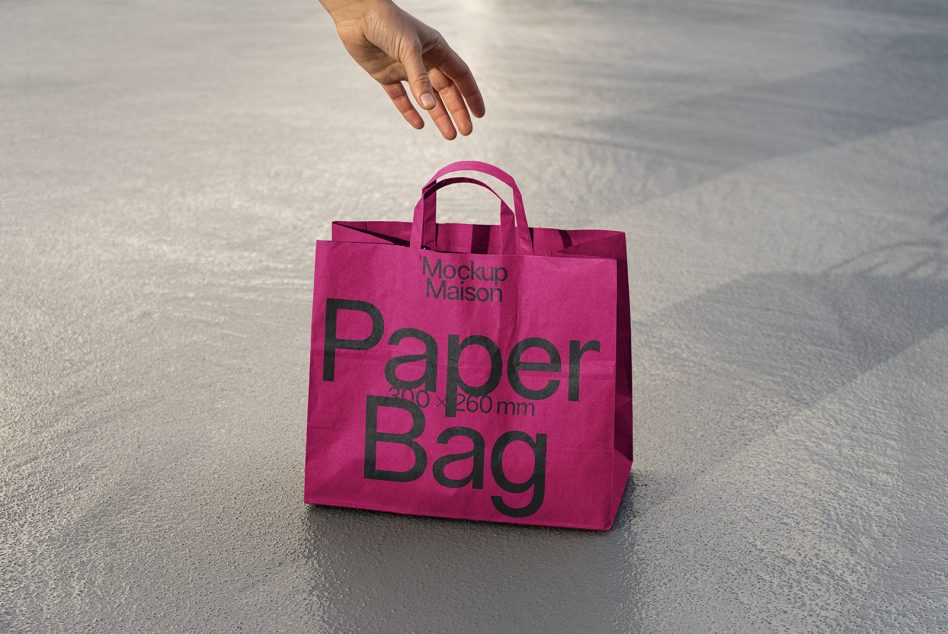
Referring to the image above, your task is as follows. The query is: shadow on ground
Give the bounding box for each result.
[298,260,948,630]
[634,268,948,508]
[561,33,948,207]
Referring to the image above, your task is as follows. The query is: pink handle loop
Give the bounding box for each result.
[410,176,517,254]
[410,161,533,255]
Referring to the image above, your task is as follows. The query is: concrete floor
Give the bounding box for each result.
[2,0,947,631]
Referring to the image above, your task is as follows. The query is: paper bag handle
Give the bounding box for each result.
[410,161,533,255]
[410,176,520,255]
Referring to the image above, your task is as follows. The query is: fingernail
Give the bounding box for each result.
[420,92,436,109]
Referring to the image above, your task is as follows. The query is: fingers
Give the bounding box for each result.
[438,47,485,118]
[429,68,472,136]
[382,82,424,129]
[400,38,437,111]
[383,77,470,139]
[382,80,456,139]
[426,90,458,140]
[387,28,480,139]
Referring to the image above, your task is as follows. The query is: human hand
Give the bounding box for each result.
[320,0,485,140]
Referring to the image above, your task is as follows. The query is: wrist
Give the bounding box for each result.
[320,0,392,25]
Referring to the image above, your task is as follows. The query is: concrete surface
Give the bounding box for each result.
[2,0,947,631]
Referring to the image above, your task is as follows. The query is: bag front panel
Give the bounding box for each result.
[305,241,618,529]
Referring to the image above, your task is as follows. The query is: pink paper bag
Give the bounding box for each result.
[305,161,632,530]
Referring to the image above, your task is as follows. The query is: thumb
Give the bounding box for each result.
[401,39,436,110]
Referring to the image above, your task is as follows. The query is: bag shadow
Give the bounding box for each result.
[299,485,638,633]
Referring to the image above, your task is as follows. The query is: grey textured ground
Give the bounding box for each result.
[2,0,947,631]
